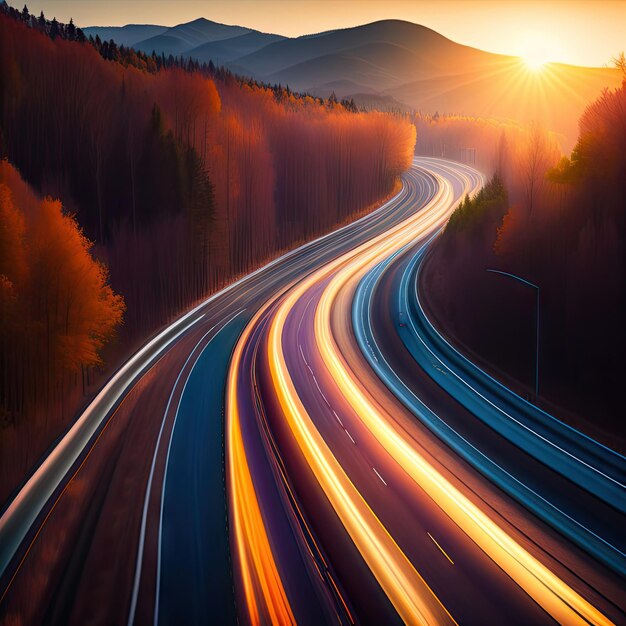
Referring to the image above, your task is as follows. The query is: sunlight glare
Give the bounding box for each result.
[523,50,548,71]
[517,30,561,72]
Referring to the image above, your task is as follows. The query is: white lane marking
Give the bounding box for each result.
[345,430,356,444]
[427,531,455,565]
[373,467,387,486]
[311,374,330,406]
[127,308,243,626]
[296,295,315,338]
[299,343,309,367]
[333,410,344,427]
[154,308,244,626]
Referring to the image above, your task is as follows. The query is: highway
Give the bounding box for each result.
[227,158,625,625]
[0,158,624,625]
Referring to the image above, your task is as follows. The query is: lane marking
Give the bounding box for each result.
[372,467,387,487]
[128,309,243,626]
[345,430,356,444]
[299,344,309,367]
[311,374,330,406]
[427,532,455,565]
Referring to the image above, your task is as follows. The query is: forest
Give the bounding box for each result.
[421,75,626,448]
[0,6,416,501]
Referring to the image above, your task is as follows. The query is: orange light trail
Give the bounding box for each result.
[268,283,457,626]
[264,170,460,624]
[226,312,296,626]
[227,160,613,625]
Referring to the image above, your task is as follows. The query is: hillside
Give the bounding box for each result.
[83,23,166,46]
[187,30,286,64]
[421,79,626,443]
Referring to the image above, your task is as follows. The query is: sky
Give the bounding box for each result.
[19,1,626,68]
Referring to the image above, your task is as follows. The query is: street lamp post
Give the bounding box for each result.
[486,269,540,400]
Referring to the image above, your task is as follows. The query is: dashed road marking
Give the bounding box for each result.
[427,531,454,565]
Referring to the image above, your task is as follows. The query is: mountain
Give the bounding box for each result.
[235,20,492,79]
[87,17,282,63]
[84,17,622,148]
[187,31,286,64]
[83,24,167,47]
[230,19,620,148]
[133,17,251,56]
[263,41,448,94]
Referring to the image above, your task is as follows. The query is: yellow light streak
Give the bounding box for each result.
[262,172,460,625]
[227,168,461,625]
[268,284,457,626]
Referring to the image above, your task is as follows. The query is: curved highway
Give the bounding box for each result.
[0,158,623,625]
[227,159,625,625]
[353,211,626,577]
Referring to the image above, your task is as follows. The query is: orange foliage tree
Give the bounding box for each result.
[0,160,124,426]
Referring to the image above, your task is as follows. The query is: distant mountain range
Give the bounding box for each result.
[84,18,622,148]
[84,18,285,63]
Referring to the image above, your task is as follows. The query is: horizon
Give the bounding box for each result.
[16,0,626,69]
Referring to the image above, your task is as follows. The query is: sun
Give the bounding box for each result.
[516,30,561,71]
[523,50,549,71]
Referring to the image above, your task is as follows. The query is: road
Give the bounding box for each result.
[227,158,625,625]
[0,158,623,625]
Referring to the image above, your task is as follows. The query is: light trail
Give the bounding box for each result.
[259,170,460,625]
[227,159,616,625]
[268,281,457,626]
[227,308,296,626]
[228,166,458,625]
[311,162,613,626]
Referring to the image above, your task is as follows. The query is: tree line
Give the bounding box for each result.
[0,1,360,111]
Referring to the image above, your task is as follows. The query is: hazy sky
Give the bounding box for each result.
[20,1,626,68]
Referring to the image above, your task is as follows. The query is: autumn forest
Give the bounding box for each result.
[0,5,416,499]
